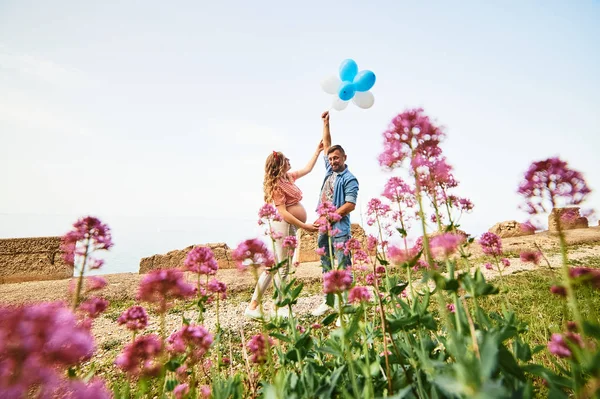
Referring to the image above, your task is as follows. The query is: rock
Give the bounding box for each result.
[548,208,588,232]
[139,242,234,273]
[0,237,73,284]
[488,220,535,238]
[297,223,368,263]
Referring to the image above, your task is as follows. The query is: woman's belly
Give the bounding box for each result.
[287,203,307,223]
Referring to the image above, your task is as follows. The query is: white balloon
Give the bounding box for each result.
[352,91,375,109]
[331,96,349,111]
[321,75,341,95]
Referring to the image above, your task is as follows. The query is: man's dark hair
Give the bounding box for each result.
[327,144,346,156]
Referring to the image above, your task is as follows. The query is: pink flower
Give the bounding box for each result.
[430,233,464,258]
[518,157,590,216]
[231,239,275,270]
[185,246,218,275]
[0,302,96,395]
[86,276,107,292]
[78,297,109,319]
[550,285,567,297]
[500,258,510,268]
[323,270,353,294]
[207,279,227,300]
[174,383,190,399]
[366,198,391,219]
[316,201,342,234]
[484,262,493,270]
[247,334,273,364]
[378,108,445,169]
[315,247,326,256]
[117,305,148,332]
[258,203,282,222]
[569,267,600,289]
[382,177,416,206]
[311,323,322,330]
[478,232,503,257]
[60,216,112,270]
[296,325,306,334]
[446,303,456,313]
[353,249,370,264]
[520,250,542,265]
[548,332,583,358]
[137,269,196,313]
[367,235,378,253]
[387,245,415,266]
[348,286,372,303]
[200,385,211,398]
[282,236,298,251]
[115,334,163,376]
[167,324,213,362]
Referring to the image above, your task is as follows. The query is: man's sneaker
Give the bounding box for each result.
[272,307,290,319]
[311,301,332,317]
[244,307,264,320]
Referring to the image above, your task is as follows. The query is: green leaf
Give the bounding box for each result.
[326,293,335,307]
[498,346,525,381]
[390,282,409,295]
[322,313,338,326]
[583,321,600,339]
[295,334,313,351]
[270,332,292,344]
[165,379,178,392]
[165,359,181,372]
[397,227,408,238]
[480,336,499,379]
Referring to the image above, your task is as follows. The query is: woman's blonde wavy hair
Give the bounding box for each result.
[263,151,287,203]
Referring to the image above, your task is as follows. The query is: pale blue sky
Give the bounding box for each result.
[1,1,599,248]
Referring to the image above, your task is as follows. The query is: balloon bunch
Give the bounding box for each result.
[321,59,376,111]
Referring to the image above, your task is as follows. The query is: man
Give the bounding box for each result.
[312,111,359,317]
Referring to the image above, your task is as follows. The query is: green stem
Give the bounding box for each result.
[337,293,360,398]
[72,238,90,310]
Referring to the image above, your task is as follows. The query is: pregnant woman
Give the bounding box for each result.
[244,140,323,319]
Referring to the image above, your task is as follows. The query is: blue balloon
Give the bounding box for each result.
[339,59,358,82]
[353,70,376,92]
[338,81,356,101]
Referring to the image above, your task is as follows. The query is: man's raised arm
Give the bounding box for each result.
[321,111,331,154]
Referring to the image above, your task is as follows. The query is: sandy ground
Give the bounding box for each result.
[1,226,599,348]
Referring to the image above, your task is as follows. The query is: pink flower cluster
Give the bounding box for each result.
[0,302,99,397]
[366,198,391,226]
[518,157,591,215]
[520,250,542,265]
[282,235,298,258]
[115,334,163,377]
[348,286,372,303]
[117,305,149,332]
[247,334,273,364]
[478,232,503,257]
[258,203,283,224]
[184,246,219,275]
[382,177,415,206]
[430,233,464,258]
[316,201,342,234]
[207,278,227,300]
[323,270,353,294]
[548,332,584,358]
[167,324,214,362]
[137,269,196,312]
[379,108,445,169]
[60,216,113,269]
[231,239,275,270]
[569,267,600,289]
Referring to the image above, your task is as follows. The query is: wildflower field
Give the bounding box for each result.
[2,109,599,398]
